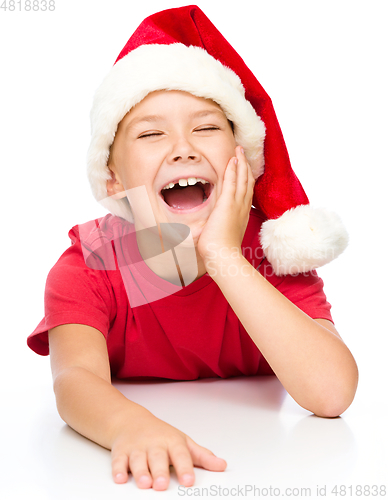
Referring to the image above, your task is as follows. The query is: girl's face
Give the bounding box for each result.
[107,90,237,245]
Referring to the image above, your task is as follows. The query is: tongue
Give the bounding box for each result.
[163,185,204,210]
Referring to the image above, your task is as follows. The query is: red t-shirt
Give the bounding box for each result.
[27,208,333,380]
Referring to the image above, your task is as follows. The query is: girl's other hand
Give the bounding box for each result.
[111,412,227,490]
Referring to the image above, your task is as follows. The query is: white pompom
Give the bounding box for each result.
[259,205,349,276]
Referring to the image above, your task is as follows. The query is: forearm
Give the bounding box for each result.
[207,253,358,417]
[53,366,153,449]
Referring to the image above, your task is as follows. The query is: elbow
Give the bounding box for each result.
[313,398,353,419]
[300,389,357,418]
[310,364,359,418]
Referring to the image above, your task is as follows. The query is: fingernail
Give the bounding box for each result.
[240,147,244,154]
[115,473,126,482]
[234,158,238,165]
[181,473,193,485]
[154,477,167,487]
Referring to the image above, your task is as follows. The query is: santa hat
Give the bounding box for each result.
[87,4,348,276]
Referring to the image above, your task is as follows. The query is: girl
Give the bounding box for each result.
[27,5,358,491]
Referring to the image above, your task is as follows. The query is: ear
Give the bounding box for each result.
[106,168,126,200]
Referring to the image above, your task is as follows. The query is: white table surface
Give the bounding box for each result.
[1,359,386,500]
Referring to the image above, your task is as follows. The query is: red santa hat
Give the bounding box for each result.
[87,4,348,276]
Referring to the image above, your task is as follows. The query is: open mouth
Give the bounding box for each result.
[159,177,214,211]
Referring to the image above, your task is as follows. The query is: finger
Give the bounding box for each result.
[236,148,255,206]
[222,156,238,195]
[128,450,153,489]
[147,447,170,491]
[247,156,256,201]
[186,437,227,472]
[168,442,196,487]
[111,451,130,484]
[235,146,249,201]
[244,169,255,206]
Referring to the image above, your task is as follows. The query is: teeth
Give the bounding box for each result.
[161,178,210,190]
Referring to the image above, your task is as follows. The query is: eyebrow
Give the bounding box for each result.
[190,109,225,119]
[126,114,166,130]
[124,109,225,132]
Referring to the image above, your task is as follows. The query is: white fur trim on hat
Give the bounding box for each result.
[87,43,266,221]
[259,205,349,276]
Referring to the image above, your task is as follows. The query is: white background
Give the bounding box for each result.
[1,0,387,498]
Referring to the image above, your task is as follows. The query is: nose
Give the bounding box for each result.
[168,135,201,164]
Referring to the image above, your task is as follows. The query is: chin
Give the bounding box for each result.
[167,218,203,245]
[188,221,208,246]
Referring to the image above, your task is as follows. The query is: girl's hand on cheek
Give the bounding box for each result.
[197,146,255,268]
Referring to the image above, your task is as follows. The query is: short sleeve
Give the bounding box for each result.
[27,232,115,356]
[259,260,334,323]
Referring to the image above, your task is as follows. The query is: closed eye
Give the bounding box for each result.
[195,127,220,132]
[138,132,164,138]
